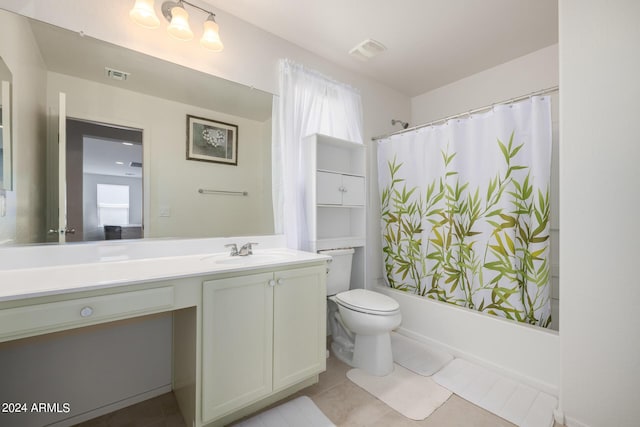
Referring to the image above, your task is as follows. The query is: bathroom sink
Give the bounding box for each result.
[200,250,292,265]
[215,254,288,265]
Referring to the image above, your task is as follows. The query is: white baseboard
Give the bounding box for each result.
[48,384,173,427]
[564,415,591,427]
[395,326,559,397]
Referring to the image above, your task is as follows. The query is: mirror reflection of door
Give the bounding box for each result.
[66,118,143,242]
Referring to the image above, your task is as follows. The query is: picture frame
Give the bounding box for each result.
[186,115,238,165]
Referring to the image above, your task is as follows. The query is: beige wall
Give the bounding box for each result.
[410,45,559,123]
[47,71,273,238]
[560,1,640,426]
[0,11,47,244]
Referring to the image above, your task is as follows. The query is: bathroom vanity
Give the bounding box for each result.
[0,236,328,427]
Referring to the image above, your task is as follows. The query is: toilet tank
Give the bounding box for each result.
[318,248,355,296]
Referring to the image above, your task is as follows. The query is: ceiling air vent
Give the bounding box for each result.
[129,161,143,168]
[105,67,130,81]
[349,39,387,61]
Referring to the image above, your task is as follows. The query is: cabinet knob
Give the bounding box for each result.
[268,279,276,287]
[80,306,94,317]
[277,279,284,285]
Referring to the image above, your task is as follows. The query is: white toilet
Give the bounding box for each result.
[320,248,401,376]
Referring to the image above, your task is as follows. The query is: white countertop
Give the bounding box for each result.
[0,245,329,303]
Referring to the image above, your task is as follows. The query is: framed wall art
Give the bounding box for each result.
[186,115,238,165]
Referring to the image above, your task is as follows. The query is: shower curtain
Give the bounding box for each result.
[378,97,552,327]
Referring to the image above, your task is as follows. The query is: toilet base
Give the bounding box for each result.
[352,333,394,376]
[331,338,355,367]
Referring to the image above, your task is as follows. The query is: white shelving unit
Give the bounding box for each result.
[303,133,366,288]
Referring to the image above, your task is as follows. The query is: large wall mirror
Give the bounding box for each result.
[0,8,274,245]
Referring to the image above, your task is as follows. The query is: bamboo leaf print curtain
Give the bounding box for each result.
[377,97,552,327]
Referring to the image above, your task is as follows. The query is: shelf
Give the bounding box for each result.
[303,133,367,288]
[310,133,366,176]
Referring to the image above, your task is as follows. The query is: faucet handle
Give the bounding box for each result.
[240,242,259,255]
[225,243,238,256]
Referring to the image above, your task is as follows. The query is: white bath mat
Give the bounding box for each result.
[233,396,335,427]
[432,358,557,427]
[391,332,454,376]
[347,364,452,420]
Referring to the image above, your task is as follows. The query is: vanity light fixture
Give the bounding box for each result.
[200,14,223,51]
[129,0,224,51]
[165,1,193,41]
[129,0,161,28]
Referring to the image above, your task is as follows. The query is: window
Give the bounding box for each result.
[97,184,130,226]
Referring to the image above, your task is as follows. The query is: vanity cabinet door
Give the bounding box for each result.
[202,272,274,423]
[201,265,327,423]
[272,265,326,391]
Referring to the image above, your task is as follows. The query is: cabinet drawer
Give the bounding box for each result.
[0,287,174,339]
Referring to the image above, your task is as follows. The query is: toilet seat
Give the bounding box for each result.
[335,289,400,316]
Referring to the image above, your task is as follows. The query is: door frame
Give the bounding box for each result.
[46,94,150,242]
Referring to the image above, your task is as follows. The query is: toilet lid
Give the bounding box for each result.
[335,289,400,315]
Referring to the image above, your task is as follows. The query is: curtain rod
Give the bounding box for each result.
[372,85,559,141]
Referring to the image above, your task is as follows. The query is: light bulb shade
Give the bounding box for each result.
[167,5,193,41]
[200,18,224,51]
[129,0,160,29]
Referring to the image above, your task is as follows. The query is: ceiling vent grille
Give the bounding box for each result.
[129,161,143,168]
[105,67,130,81]
[349,39,386,61]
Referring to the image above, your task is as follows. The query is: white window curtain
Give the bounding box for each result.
[272,59,363,249]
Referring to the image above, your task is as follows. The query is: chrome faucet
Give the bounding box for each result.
[238,242,258,256]
[224,243,239,256]
[224,242,258,256]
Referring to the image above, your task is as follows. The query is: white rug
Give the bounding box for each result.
[433,358,557,427]
[391,332,454,376]
[347,364,452,420]
[233,396,335,427]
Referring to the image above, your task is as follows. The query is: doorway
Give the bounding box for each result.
[65,118,143,242]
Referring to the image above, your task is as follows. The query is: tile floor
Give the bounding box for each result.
[77,355,564,427]
[74,391,185,427]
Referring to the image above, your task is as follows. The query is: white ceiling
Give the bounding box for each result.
[83,137,143,178]
[203,0,558,96]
